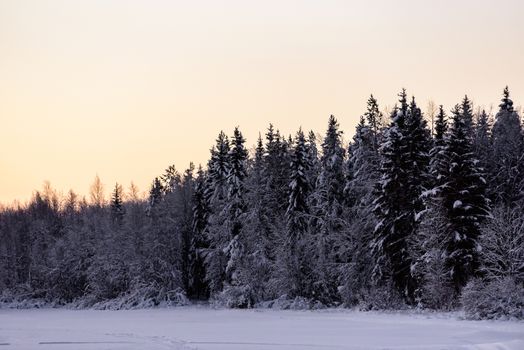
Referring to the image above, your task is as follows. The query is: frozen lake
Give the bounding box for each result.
[0,307,522,349]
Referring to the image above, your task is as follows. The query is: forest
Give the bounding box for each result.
[1,88,523,320]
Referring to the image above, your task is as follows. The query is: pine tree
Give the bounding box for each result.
[441,99,489,291]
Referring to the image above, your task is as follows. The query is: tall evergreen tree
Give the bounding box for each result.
[204,131,231,294]
[235,134,275,304]
[286,129,311,240]
[281,129,314,298]
[364,94,384,151]
[188,166,210,299]
[372,90,430,302]
[491,87,524,205]
[263,125,290,215]
[428,106,448,193]
[148,177,164,212]
[224,127,248,286]
[473,109,492,173]
[161,165,181,194]
[311,115,346,303]
[441,100,488,291]
[340,103,381,305]
[306,130,321,188]
[110,183,125,226]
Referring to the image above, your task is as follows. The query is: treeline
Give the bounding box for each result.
[1,88,523,318]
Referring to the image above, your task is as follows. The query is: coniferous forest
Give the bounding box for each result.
[1,88,523,320]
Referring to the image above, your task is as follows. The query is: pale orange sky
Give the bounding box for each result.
[1,0,523,204]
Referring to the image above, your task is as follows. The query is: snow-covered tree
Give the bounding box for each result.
[148,177,164,212]
[479,205,524,283]
[224,127,248,286]
[340,99,382,305]
[440,99,489,291]
[415,105,454,308]
[306,130,321,188]
[286,129,311,240]
[110,183,125,226]
[188,166,210,299]
[473,109,491,172]
[279,128,314,298]
[372,90,430,303]
[363,94,384,151]
[204,131,231,295]
[428,105,448,193]
[310,115,346,303]
[490,87,524,205]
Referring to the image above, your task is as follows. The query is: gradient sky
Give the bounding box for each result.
[1,0,523,204]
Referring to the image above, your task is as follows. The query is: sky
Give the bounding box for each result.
[1,0,523,204]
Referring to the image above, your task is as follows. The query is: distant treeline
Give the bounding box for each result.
[1,88,523,319]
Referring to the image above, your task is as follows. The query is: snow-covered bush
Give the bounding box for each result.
[92,285,188,310]
[415,249,456,310]
[213,285,254,308]
[0,288,58,309]
[258,295,326,310]
[358,281,406,311]
[461,206,524,320]
[462,277,524,320]
[479,206,524,284]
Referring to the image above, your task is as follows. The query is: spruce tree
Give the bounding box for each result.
[224,127,248,286]
[264,124,290,215]
[306,130,321,189]
[110,183,125,226]
[311,115,346,303]
[473,109,492,173]
[491,87,523,205]
[204,131,230,294]
[286,128,311,240]
[364,94,384,151]
[161,164,181,194]
[340,107,381,304]
[441,99,488,291]
[428,106,448,193]
[188,166,210,299]
[282,128,313,298]
[148,178,163,208]
[236,134,274,303]
[372,90,430,302]
[416,105,453,307]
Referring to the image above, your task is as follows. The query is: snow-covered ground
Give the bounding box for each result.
[0,307,522,350]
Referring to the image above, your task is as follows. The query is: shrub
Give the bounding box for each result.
[462,277,524,320]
